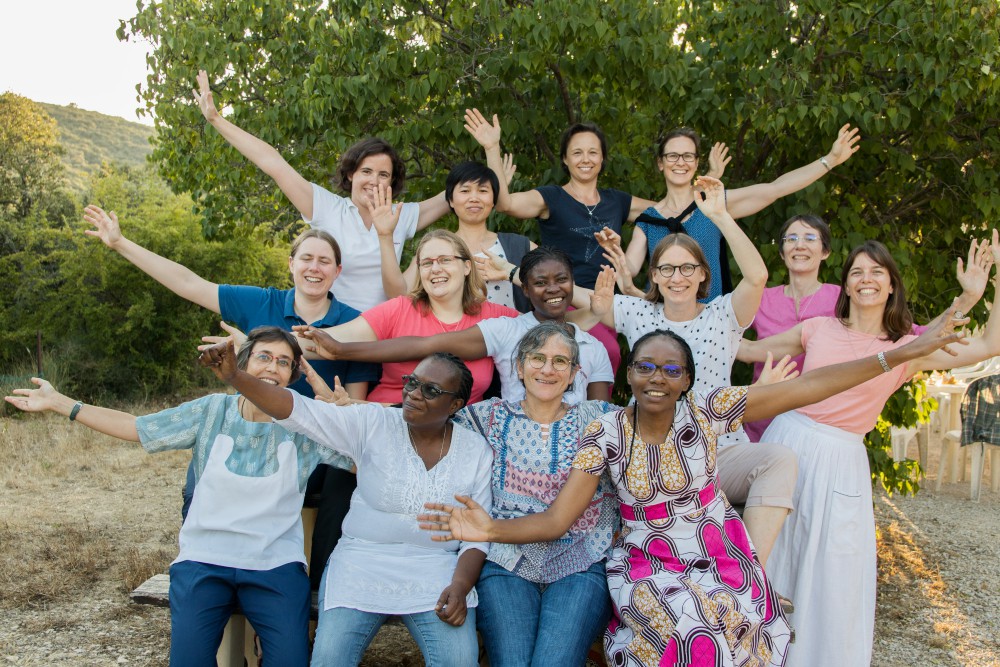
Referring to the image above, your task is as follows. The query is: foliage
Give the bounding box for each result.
[0,93,68,220]
[0,165,289,401]
[38,103,154,194]
[866,378,936,496]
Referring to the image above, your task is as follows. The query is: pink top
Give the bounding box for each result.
[794,317,915,434]
[362,296,518,404]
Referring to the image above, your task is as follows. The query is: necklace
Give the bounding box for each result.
[521,400,567,438]
[567,183,600,217]
[787,281,823,322]
[843,322,883,360]
[408,423,449,468]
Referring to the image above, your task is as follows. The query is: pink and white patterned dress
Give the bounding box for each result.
[572,387,791,667]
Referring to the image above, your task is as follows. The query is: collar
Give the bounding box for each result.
[284,289,341,327]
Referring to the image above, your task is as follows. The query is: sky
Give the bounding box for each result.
[1,1,155,125]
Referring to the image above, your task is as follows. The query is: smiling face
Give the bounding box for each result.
[417,237,472,302]
[451,179,495,226]
[289,236,342,297]
[780,219,830,278]
[844,252,893,308]
[401,357,464,427]
[628,336,691,415]
[349,153,394,207]
[658,136,698,188]
[244,339,296,388]
[651,244,707,306]
[517,334,579,403]
[562,131,604,183]
[522,258,574,320]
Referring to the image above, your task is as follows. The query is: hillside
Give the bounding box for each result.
[39,102,154,192]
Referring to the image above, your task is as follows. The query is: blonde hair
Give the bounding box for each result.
[644,233,712,302]
[409,229,486,315]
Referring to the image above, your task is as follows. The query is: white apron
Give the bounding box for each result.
[177,434,306,571]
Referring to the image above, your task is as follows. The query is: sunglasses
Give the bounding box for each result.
[402,375,460,400]
[629,362,686,379]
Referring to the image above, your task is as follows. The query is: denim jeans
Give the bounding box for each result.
[475,559,612,667]
[168,560,310,667]
[310,567,478,667]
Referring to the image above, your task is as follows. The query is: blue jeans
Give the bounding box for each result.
[311,567,478,666]
[168,560,310,667]
[475,559,611,667]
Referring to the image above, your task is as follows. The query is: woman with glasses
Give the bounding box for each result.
[618,125,860,302]
[311,229,518,405]
[419,319,966,667]
[198,341,493,667]
[6,327,355,667]
[579,176,795,571]
[742,214,992,441]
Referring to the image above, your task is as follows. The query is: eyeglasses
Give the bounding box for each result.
[251,352,294,369]
[524,353,573,372]
[781,233,820,245]
[418,255,465,270]
[629,362,686,379]
[661,152,698,163]
[402,375,460,400]
[653,262,700,278]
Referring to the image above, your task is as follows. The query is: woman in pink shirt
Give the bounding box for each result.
[315,229,517,404]
[739,235,1000,667]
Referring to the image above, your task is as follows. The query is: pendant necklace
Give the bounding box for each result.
[568,183,600,217]
[408,423,449,467]
[788,281,822,322]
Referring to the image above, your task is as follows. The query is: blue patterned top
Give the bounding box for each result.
[637,205,723,302]
[454,398,620,583]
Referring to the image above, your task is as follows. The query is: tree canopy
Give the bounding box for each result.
[0,93,66,220]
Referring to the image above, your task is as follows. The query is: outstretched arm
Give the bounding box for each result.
[194,70,314,219]
[5,378,139,441]
[726,124,861,220]
[200,339,295,419]
[693,177,767,326]
[737,324,806,363]
[83,205,221,313]
[297,324,489,363]
[744,305,969,422]
[419,468,601,544]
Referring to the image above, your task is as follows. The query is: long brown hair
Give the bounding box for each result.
[644,233,712,302]
[835,241,913,341]
[409,229,486,315]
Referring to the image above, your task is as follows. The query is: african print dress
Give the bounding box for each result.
[572,387,791,667]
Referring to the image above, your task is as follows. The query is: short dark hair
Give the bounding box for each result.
[559,123,608,175]
[778,214,832,255]
[445,161,499,210]
[627,329,696,395]
[657,128,702,158]
[518,246,574,285]
[236,326,303,384]
[425,352,473,408]
[335,137,407,196]
[290,228,342,266]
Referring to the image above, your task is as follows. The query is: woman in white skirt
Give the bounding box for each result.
[739,234,1000,667]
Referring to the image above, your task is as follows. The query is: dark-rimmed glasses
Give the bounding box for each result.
[661,152,698,163]
[402,375,460,400]
[629,362,686,379]
[653,263,700,278]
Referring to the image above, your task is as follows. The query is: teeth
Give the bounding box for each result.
[261,379,278,385]
[858,288,878,295]
[304,277,322,282]
[430,277,448,284]
[545,297,564,304]
[647,391,666,396]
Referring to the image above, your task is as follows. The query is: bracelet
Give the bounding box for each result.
[877,351,892,373]
[68,401,83,421]
[507,266,518,283]
[819,156,832,172]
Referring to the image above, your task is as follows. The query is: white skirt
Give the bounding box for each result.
[763,411,876,667]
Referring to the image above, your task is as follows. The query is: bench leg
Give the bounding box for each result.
[991,448,1000,493]
[218,614,246,667]
[971,443,984,502]
[917,424,929,476]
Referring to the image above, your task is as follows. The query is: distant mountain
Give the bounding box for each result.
[39,102,154,193]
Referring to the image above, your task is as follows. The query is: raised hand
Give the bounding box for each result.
[500,152,517,187]
[907,300,970,359]
[418,495,492,542]
[754,352,799,386]
[198,338,239,382]
[707,142,731,179]
[294,325,343,360]
[82,205,124,248]
[692,175,727,219]
[600,239,642,297]
[593,226,623,253]
[198,321,247,352]
[590,265,616,318]
[826,124,861,167]
[474,247,516,283]
[304,363,351,405]
[956,237,994,303]
[4,377,60,413]
[463,108,501,150]
[366,183,402,237]
[192,70,221,123]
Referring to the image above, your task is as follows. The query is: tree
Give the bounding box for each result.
[0,93,66,219]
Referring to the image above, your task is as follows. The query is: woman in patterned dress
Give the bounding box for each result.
[419,320,967,667]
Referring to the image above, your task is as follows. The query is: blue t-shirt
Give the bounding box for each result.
[218,285,378,398]
[637,206,723,302]
[535,185,631,289]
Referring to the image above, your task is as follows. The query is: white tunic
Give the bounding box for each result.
[306,184,419,312]
[279,395,494,614]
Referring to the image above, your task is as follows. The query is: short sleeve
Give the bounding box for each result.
[451,399,501,439]
[306,184,349,230]
[700,386,749,436]
[571,418,611,476]
[395,203,420,244]
[581,338,614,384]
[361,296,410,341]
[135,396,215,453]
[217,284,267,331]
[611,189,631,220]
[477,318,515,360]
[801,317,824,349]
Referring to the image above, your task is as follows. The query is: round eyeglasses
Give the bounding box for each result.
[524,353,573,372]
[629,362,686,379]
[653,263,700,278]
